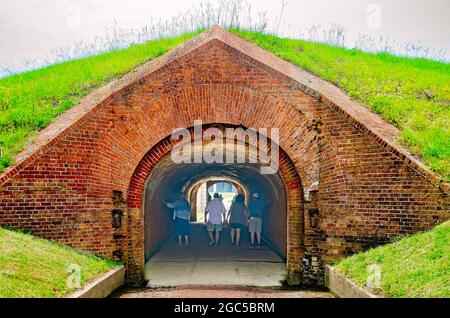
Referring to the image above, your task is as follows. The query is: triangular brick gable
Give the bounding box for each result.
[1,26,447,193]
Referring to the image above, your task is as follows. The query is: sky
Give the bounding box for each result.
[0,0,449,71]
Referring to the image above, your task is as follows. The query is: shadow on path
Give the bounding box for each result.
[145,223,286,287]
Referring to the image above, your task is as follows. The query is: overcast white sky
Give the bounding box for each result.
[0,0,449,68]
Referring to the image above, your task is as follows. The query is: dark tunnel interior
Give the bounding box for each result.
[143,150,288,262]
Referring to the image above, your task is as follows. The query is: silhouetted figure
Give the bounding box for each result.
[247,192,269,248]
[205,192,226,246]
[226,194,248,246]
[164,193,191,245]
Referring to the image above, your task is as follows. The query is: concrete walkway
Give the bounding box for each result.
[113,285,334,298]
[145,223,287,287]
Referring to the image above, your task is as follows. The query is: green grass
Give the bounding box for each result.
[232,30,450,181]
[0,31,199,171]
[0,227,120,298]
[335,221,450,298]
[0,29,448,181]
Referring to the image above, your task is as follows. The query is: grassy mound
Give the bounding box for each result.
[335,221,450,298]
[0,32,198,171]
[0,227,120,298]
[233,30,450,181]
[0,29,448,180]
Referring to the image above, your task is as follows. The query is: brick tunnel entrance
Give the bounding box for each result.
[1,27,447,289]
[138,125,300,286]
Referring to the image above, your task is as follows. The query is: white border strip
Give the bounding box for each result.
[66,266,125,298]
[325,265,381,298]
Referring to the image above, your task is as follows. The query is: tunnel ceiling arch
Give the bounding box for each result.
[143,134,288,203]
[142,136,290,260]
[0,26,447,287]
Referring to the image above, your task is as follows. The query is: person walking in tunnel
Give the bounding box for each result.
[205,192,227,246]
[226,194,248,247]
[164,193,191,246]
[247,192,269,248]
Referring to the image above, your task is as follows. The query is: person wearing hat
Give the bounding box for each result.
[247,192,269,248]
[163,193,191,246]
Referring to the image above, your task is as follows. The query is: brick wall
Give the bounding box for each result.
[0,27,448,286]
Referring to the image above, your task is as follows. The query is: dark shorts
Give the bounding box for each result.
[174,218,190,236]
[230,222,244,230]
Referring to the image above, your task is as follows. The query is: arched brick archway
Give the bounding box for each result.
[0,26,447,288]
[126,125,304,284]
[115,83,319,207]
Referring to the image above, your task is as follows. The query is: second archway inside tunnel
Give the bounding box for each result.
[189,179,242,223]
[141,134,293,287]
